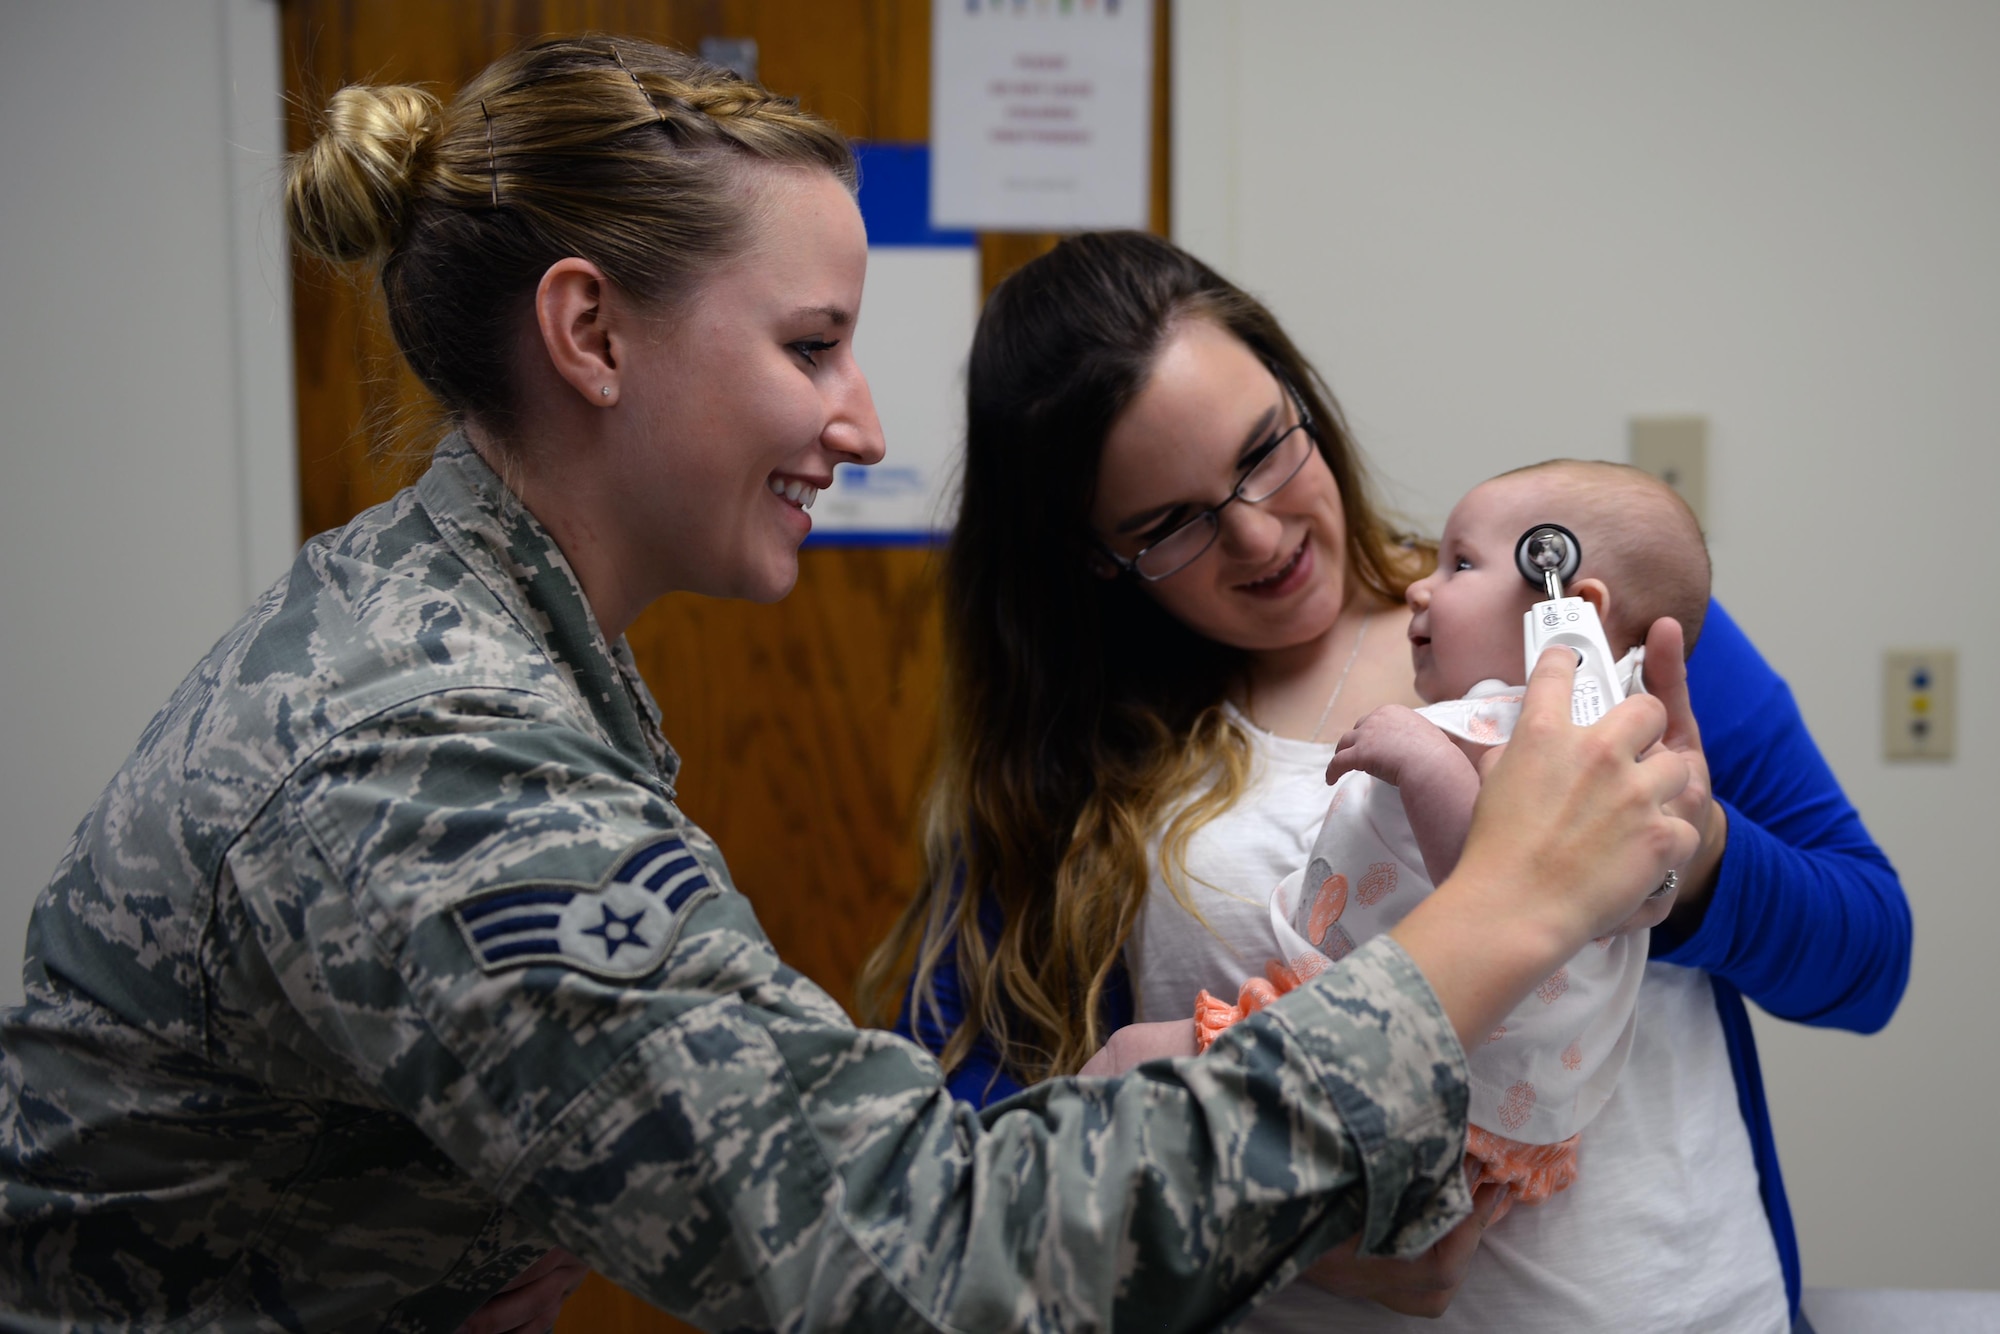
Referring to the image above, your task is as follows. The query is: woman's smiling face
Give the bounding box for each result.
[1090,318,1350,653]
[609,165,883,605]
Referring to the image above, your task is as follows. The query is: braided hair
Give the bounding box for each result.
[286,36,855,434]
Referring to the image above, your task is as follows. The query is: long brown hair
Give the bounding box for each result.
[860,232,1429,1085]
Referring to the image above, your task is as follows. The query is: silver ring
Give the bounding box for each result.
[1648,868,1679,899]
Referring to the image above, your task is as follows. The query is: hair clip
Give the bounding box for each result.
[611,44,668,124]
[480,100,500,207]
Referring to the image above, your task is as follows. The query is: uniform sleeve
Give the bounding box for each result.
[259,691,1473,1333]
[1654,602,1911,1031]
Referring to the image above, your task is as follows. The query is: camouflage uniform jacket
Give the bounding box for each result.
[0,442,1472,1332]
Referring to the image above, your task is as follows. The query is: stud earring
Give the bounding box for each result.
[599,386,611,398]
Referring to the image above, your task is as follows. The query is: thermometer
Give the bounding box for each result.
[1516,524,1624,725]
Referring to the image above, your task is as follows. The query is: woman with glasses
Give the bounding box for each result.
[865,231,1909,1332]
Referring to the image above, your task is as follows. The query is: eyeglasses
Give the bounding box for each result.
[1098,388,1319,582]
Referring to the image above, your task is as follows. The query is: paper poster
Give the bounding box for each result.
[931,0,1154,232]
[807,143,979,544]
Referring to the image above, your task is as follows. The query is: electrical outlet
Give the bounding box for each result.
[1629,416,1709,531]
[1883,648,1956,761]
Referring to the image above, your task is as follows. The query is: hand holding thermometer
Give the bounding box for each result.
[1517,524,1625,726]
[1517,524,1678,899]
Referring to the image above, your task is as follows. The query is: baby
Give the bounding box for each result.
[1194,458,1710,1213]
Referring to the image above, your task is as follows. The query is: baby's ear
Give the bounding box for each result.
[1574,577,1612,624]
[1576,578,1645,655]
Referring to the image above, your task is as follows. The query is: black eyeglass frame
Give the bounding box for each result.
[1096,378,1320,583]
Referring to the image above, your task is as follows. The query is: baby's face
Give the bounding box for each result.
[1406,474,1561,702]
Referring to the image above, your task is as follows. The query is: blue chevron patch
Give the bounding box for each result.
[452,834,716,980]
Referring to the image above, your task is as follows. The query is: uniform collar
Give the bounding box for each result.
[416,436,680,788]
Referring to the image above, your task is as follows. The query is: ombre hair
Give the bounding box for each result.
[860,232,1432,1085]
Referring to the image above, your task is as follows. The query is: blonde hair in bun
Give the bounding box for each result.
[283,36,854,434]
[286,84,441,263]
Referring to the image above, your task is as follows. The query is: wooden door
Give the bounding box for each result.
[280,3,1168,1327]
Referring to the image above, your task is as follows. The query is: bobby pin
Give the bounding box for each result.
[611,44,668,124]
[480,100,500,207]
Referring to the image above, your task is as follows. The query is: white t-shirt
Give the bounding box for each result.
[1128,706,1335,1026]
[1125,708,1789,1333]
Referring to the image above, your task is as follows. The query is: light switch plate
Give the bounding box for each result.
[1629,416,1709,531]
[1883,648,1956,761]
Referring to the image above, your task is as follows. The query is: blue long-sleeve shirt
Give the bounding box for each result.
[898,600,1912,1317]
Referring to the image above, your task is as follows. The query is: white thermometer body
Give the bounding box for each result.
[1523,596,1626,725]
[1514,523,1626,726]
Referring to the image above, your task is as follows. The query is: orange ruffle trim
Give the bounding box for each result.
[1464,1125,1580,1219]
[1192,960,1311,1053]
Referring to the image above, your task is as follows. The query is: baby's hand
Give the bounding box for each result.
[1326,705,1459,787]
[1332,707,1483,885]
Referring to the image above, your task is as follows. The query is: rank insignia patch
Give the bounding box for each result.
[453,836,716,980]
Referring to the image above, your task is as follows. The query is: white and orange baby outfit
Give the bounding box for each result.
[1194,658,1649,1212]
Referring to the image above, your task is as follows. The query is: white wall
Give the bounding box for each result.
[1177,0,1997,1293]
[0,0,296,1007]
